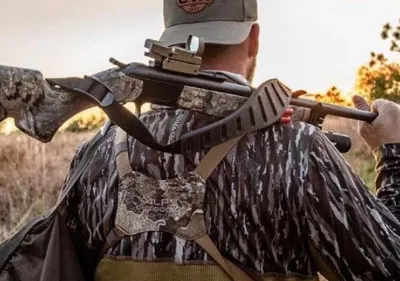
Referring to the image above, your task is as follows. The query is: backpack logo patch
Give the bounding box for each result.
[177,0,214,14]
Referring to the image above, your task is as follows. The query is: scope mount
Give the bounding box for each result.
[144,35,205,76]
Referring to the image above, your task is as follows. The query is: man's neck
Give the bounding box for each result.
[200,60,247,78]
[202,69,249,86]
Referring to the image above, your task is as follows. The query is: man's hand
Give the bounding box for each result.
[352,95,400,152]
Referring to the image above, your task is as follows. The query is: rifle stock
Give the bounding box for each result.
[0,65,90,142]
[0,65,141,142]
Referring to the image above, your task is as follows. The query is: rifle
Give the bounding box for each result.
[0,35,377,153]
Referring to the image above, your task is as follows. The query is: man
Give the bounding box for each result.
[1,0,400,281]
[62,1,399,280]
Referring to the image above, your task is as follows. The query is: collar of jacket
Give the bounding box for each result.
[150,70,249,112]
[201,70,250,86]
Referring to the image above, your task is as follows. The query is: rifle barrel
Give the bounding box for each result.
[290,98,378,123]
[126,64,378,123]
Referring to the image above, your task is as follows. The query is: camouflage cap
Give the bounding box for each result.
[160,0,258,46]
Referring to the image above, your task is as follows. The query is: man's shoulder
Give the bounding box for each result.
[141,107,320,138]
[70,126,118,167]
[139,108,321,154]
[78,111,321,161]
[262,121,319,146]
[210,121,321,167]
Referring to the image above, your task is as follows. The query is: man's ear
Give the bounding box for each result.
[248,23,260,58]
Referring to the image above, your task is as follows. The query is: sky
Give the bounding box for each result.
[1,0,400,94]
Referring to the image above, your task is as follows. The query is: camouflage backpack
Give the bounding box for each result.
[95,127,253,281]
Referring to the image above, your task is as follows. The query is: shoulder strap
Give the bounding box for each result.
[113,128,251,281]
[194,135,253,281]
[195,234,253,281]
[114,128,243,181]
[193,135,243,180]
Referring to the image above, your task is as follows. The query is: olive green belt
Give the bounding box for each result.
[95,258,321,281]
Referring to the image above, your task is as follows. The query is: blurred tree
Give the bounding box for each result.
[0,118,17,135]
[313,86,352,106]
[381,20,400,53]
[354,19,400,102]
[59,107,107,133]
[355,55,400,102]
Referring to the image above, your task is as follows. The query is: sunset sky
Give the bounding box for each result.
[1,0,400,94]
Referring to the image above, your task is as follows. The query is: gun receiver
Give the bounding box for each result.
[113,62,375,153]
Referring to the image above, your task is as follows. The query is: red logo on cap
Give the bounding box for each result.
[177,0,214,13]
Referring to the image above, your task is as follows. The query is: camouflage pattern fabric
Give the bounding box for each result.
[53,105,400,281]
[376,144,400,221]
[115,170,207,239]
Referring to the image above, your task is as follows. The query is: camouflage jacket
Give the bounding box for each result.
[61,106,400,281]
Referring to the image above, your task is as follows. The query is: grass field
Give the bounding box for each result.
[0,131,95,241]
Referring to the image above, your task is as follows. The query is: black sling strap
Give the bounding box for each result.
[46,76,291,154]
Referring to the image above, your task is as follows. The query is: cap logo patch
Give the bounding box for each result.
[177,0,214,14]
